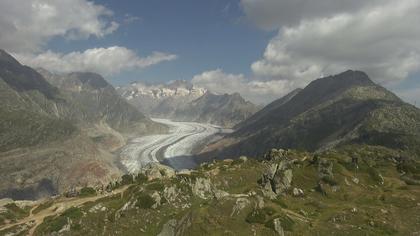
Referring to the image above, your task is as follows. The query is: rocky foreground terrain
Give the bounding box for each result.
[1,145,420,235]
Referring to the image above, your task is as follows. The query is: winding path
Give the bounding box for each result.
[0,186,130,236]
[120,119,230,172]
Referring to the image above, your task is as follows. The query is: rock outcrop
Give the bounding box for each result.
[260,153,294,198]
[140,163,176,181]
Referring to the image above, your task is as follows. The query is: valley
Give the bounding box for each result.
[1,1,420,234]
[120,119,231,172]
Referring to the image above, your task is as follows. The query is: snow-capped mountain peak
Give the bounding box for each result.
[120,80,207,100]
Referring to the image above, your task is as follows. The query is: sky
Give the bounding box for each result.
[0,0,419,105]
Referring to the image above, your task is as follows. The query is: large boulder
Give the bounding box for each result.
[260,160,293,198]
[318,159,334,180]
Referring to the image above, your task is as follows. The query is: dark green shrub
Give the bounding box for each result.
[79,187,96,197]
[136,173,148,183]
[62,207,83,219]
[367,167,384,184]
[231,159,244,166]
[246,209,267,224]
[146,182,164,191]
[321,176,338,186]
[135,193,156,209]
[272,198,288,208]
[46,216,67,233]
[121,174,134,185]
[4,203,26,215]
[262,207,277,216]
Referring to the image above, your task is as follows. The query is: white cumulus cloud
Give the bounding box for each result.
[192,69,295,104]
[14,47,177,76]
[240,0,382,30]
[242,0,420,93]
[0,0,119,53]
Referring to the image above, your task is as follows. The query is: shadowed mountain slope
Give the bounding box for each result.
[202,70,420,158]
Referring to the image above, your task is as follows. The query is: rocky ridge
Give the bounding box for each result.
[203,70,420,157]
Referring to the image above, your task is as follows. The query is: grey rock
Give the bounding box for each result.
[352,177,360,184]
[151,191,161,209]
[272,218,285,236]
[191,178,213,199]
[231,198,250,216]
[318,159,334,179]
[239,156,248,162]
[214,189,229,200]
[256,195,265,209]
[272,169,293,194]
[163,186,179,203]
[89,203,107,213]
[260,160,293,197]
[292,188,304,197]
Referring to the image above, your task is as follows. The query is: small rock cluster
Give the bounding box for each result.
[140,163,175,181]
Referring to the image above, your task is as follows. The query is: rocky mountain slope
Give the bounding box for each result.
[2,145,420,235]
[38,69,166,136]
[0,50,166,200]
[118,81,258,127]
[172,92,258,127]
[0,50,75,152]
[202,70,420,158]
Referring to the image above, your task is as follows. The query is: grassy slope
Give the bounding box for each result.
[3,145,418,235]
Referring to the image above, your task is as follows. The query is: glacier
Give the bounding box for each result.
[120,118,231,172]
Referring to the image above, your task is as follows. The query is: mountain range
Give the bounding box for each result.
[118,81,258,127]
[201,70,420,158]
